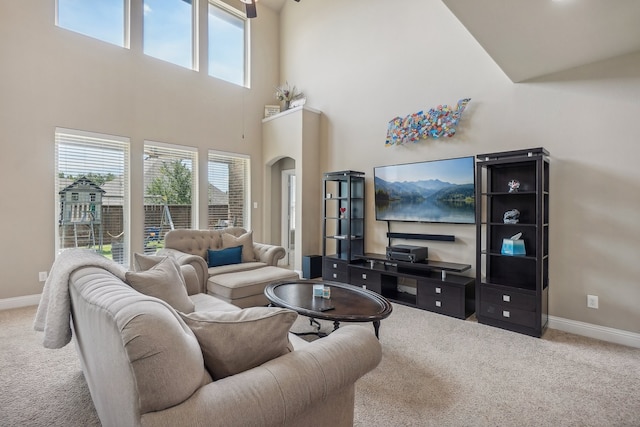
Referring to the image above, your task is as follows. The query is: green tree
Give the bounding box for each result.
[146,160,192,205]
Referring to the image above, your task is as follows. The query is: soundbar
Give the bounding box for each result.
[386,232,455,242]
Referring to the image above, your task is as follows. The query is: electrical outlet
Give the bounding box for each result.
[39,271,48,282]
[587,294,599,309]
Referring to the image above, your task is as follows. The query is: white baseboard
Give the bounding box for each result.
[0,294,41,311]
[549,315,640,349]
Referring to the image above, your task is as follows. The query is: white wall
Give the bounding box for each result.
[0,1,279,300]
[279,0,640,334]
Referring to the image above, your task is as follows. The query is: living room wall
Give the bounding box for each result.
[0,1,279,301]
[279,0,640,334]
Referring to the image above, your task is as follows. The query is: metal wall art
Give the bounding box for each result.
[385,98,471,146]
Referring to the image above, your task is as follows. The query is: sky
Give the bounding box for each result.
[57,0,245,83]
[374,156,475,185]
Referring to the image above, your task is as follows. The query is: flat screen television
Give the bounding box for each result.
[374,156,475,224]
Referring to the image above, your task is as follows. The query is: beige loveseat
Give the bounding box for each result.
[158,227,299,307]
[68,259,383,427]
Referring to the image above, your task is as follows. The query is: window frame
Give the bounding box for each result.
[54,127,131,266]
[143,141,199,249]
[207,0,250,87]
[207,149,251,230]
[55,0,131,49]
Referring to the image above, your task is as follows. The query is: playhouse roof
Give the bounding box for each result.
[58,176,106,194]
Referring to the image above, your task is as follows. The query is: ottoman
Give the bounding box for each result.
[207,266,300,308]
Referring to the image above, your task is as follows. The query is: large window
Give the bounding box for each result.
[208,1,248,86]
[56,0,128,47]
[144,0,195,69]
[55,129,130,265]
[208,151,250,229]
[144,142,198,251]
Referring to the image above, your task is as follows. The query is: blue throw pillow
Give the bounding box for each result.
[207,246,243,267]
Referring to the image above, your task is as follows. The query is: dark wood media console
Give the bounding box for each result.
[349,253,475,320]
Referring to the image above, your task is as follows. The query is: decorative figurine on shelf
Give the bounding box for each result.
[339,207,346,218]
[508,179,521,193]
[503,209,520,224]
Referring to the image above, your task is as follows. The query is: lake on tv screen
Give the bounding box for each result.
[376,199,475,223]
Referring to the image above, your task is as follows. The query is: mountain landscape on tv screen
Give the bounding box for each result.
[374,177,475,223]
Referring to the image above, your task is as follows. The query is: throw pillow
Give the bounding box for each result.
[179,307,297,380]
[222,231,255,262]
[126,257,195,313]
[133,252,165,271]
[207,246,243,268]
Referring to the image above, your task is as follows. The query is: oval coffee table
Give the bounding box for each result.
[265,280,392,338]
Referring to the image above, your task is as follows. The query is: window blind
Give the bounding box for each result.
[143,142,198,249]
[55,128,130,265]
[208,150,250,229]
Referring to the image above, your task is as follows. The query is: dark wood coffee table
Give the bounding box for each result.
[264,280,392,338]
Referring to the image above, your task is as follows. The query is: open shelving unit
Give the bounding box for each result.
[322,170,365,282]
[476,148,549,337]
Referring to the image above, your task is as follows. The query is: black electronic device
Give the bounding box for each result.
[385,245,428,263]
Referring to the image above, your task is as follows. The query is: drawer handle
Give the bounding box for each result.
[333,263,337,269]
[503,295,511,303]
[502,310,510,318]
[435,301,442,308]
[435,287,441,294]
[333,273,337,279]
[362,274,367,279]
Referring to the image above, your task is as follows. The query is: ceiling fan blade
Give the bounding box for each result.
[246,1,257,18]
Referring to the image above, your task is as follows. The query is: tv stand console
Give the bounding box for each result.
[349,253,475,319]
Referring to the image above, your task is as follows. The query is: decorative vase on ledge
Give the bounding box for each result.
[283,100,290,111]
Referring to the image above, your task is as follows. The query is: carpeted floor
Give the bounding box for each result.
[2,304,639,426]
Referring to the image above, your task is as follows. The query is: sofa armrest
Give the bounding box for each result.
[140,326,381,427]
[253,242,286,266]
[157,248,208,295]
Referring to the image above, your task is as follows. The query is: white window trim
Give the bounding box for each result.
[208,0,250,88]
[208,149,251,230]
[54,127,131,265]
[144,140,199,229]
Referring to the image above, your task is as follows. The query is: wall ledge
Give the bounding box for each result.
[549,315,640,349]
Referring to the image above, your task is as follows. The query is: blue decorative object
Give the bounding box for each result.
[501,232,526,256]
[385,98,471,146]
[207,246,242,267]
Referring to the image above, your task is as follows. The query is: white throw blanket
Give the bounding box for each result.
[34,248,127,349]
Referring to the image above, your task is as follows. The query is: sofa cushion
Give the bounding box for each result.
[208,266,300,300]
[179,307,297,380]
[222,231,255,262]
[189,293,241,313]
[207,246,242,268]
[207,261,266,276]
[126,257,195,313]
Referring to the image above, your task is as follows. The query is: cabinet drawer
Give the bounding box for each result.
[479,302,537,328]
[481,286,536,312]
[323,258,348,273]
[348,267,382,293]
[420,282,462,298]
[418,293,463,318]
[323,259,349,283]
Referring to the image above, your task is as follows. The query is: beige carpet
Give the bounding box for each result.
[2,304,639,426]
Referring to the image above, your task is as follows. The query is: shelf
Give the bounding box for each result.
[481,251,537,260]
[481,191,537,196]
[356,253,471,273]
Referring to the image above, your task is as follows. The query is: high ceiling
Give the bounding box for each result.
[439,0,640,82]
[263,0,640,83]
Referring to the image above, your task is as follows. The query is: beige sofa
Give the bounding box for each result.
[68,261,383,427]
[159,227,299,307]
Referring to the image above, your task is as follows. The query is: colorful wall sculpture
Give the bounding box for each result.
[385,98,471,146]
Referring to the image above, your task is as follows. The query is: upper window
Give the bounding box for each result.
[208,150,250,229]
[143,142,198,251]
[55,128,130,266]
[56,0,127,47]
[208,1,248,86]
[143,0,195,69]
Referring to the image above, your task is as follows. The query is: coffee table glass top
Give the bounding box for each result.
[264,280,392,323]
